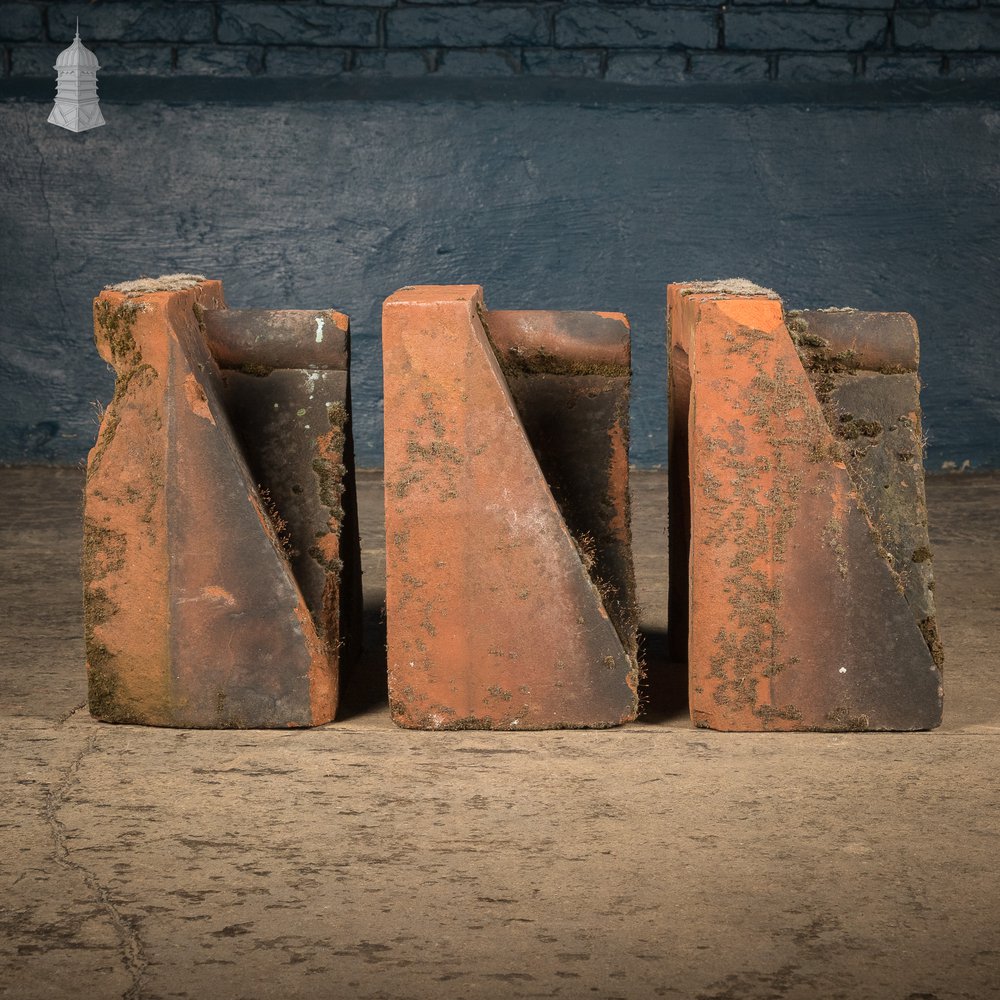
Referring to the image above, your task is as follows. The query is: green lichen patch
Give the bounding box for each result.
[86,648,125,721]
[790,313,861,381]
[87,361,158,477]
[755,702,803,727]
[504,350,628,378]
[822,516,848,580]
[919,616,945,670]
[258,486,292,553]
[83,584,116,634]
[393,392,464,503]
[406,439,464,465]
[82,518,126,582]
[392,470,426,499]
[723,325,775,357]
[95,298,143,364]
[443,715,497,731]
[83,586,140,724]
[312,457,346,527]
[825,706,871,732]
[699,322,825,720]
[238,362,273,378]
[837,415,883,440]
[477,302,628,378]
[307,404,349,577]
[798,345,861,376]
[785,311,830,350]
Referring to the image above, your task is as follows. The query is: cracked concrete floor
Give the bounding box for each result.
[2,468,998,1000]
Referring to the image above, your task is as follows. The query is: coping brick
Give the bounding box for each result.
[83,277,361,728]
[382,285,639,730]
[667,281,942,732]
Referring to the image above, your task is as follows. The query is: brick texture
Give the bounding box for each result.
[725,10,888,52]
[0,4,42,42]
[48,4,214,43]
[218,4,378,46]
[555,6,718,50]
[5,0,1000,84]
[382,286,639,731]
[176,45,264,76]
[436,47,520,76]
[667,282,943,732]
[895,11,1000,51]
[84,279,362,729]
[265,46,349,76]
[387,6,549,47]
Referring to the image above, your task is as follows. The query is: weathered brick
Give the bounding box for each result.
[10,44,67,77]
[49,3,214,43]
[350,49,433,75]
[436,48,521,76]
[605,50,686,84]
[265,46,349,76]
[898,0,980,8]
[176,45,264,76]
[647,0,737,5]
[788,308,940,651]
[84,277,361,728]
[522,47,602,77]
[815,0,894,9]
[725,10,888,51]
[687,53,770,82]
[948,54,1000,77]
[382,286,639,730]
[11,42,173,76]
[387,5,550,47]
[0,3,42,42]
[667,281,942,732]
[864,54,944,79]
[555,5,718,50]
[94,45,175,76]
[218,3,378,46]
[203,307,363,682]
[895,11,1000,51]
[777,53,857,81]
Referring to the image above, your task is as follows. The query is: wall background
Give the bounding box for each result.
[1,1,998,469]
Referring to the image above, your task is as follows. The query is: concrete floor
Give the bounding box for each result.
[1,468,998,1000]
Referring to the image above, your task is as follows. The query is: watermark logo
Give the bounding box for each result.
[48,19,105,133]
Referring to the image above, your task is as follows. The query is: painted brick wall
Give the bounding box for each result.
[4,0,1000,84]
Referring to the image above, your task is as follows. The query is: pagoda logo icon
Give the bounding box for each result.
[48,20,105,133]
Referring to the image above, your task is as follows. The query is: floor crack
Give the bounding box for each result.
[43,732,148,1000]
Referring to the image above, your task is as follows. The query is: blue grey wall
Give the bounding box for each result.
[1,79,999,468]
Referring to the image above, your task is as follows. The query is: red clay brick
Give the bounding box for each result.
[382,285,639,730]
[788,307,941,672]
[667,281,942,732]
[83,276,360,728]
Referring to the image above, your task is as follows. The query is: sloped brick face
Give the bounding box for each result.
[668,282,942,732]
[83,281,361,729]
[382,286,639,731]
